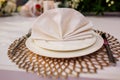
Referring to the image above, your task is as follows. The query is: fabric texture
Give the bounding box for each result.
[30,8,94,41]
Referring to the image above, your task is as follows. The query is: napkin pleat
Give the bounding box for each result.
[64,22,92,40]
[64,30,94,40]
[31,8,95,41]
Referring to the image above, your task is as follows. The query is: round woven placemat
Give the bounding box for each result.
[8,30,120,79]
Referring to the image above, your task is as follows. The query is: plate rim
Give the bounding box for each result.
[31,36,97,51]
[25,33,104,58]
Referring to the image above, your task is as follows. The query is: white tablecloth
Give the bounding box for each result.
[0,14,120,80]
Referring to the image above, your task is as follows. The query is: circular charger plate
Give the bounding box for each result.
[31,35,97,51]
[25,33,103,58]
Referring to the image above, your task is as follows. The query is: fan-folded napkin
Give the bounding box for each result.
[30,8,94,41]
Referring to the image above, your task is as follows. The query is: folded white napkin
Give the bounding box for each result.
[30,8,94,41]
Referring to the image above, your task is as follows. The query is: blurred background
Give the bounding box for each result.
[16,0,120,15]
[16,0,28,6]
[0,0,120,17]
[58,0,120,15]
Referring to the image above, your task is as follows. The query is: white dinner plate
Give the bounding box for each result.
[31,35,97,51]
[25,33,103,58]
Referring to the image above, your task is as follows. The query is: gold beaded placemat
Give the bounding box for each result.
[8,30,120,78]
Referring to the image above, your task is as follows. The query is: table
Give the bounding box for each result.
[0,14,120,80]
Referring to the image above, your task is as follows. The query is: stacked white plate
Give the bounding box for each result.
[25,8,104,58]
[26,33,103,58]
